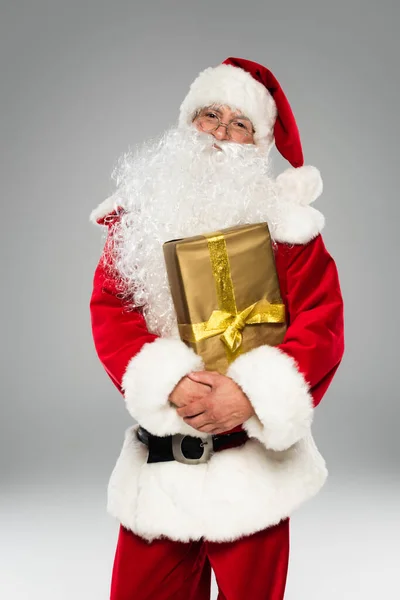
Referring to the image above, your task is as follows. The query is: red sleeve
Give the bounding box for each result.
[89,221,158,394]
[277,234,345,407]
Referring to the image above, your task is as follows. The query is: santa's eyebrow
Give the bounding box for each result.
[204,106,252,121]
[233,114,252,121]
[204,105,223,114]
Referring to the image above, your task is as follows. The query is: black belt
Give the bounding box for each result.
[136,426,248,464]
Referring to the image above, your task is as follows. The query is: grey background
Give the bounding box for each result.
[1,1,399,598]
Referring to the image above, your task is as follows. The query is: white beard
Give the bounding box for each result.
[107,126,283,338]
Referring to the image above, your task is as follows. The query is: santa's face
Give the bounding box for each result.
[191,104,256,148]
[107,119,279,337]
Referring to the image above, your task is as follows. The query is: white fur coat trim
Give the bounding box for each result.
[178,63,277,145]
[121,337,210,438]
[90,166,325,245]
[227,345,313,451]
[107,424,327,542]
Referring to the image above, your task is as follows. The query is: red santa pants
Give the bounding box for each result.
[110,517,290,600]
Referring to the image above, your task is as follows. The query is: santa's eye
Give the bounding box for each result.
[231,120,253,134]
[205,112,218,118]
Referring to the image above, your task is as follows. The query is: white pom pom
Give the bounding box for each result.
[90,195,121,224]
[275,165,323,206]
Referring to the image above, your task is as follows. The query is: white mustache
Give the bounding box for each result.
[185,128,259,158]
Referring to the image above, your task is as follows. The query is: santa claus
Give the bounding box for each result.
[90,57,344,600]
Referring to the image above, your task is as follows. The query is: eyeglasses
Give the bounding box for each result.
[194,110,254,142]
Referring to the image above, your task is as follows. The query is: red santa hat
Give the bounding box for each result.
[178,56,304,168]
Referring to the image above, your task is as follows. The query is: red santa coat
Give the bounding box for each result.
[90,167,345,543]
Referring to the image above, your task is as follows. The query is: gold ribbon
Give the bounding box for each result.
[178,231,286,356]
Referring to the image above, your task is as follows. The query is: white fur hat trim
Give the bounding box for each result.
[178,64,277,145]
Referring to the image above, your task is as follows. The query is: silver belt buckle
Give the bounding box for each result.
[171,434,213,465]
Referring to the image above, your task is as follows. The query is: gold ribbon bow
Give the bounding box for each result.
[178,231,286,359]
[179,299,285,353]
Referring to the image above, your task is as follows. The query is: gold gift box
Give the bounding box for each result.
[163,223,287,374]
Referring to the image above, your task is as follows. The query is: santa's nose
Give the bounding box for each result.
[212,125,229,140]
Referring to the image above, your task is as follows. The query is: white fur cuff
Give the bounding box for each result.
[227,345,314,451]
[121,338,206,437]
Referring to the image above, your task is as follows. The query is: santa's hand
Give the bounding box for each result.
[168,375,211,409]
[176,371,255,434]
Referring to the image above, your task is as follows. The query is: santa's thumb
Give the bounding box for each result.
[188,370,219,386]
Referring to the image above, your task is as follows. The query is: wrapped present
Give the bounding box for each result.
[163,223,287,374]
